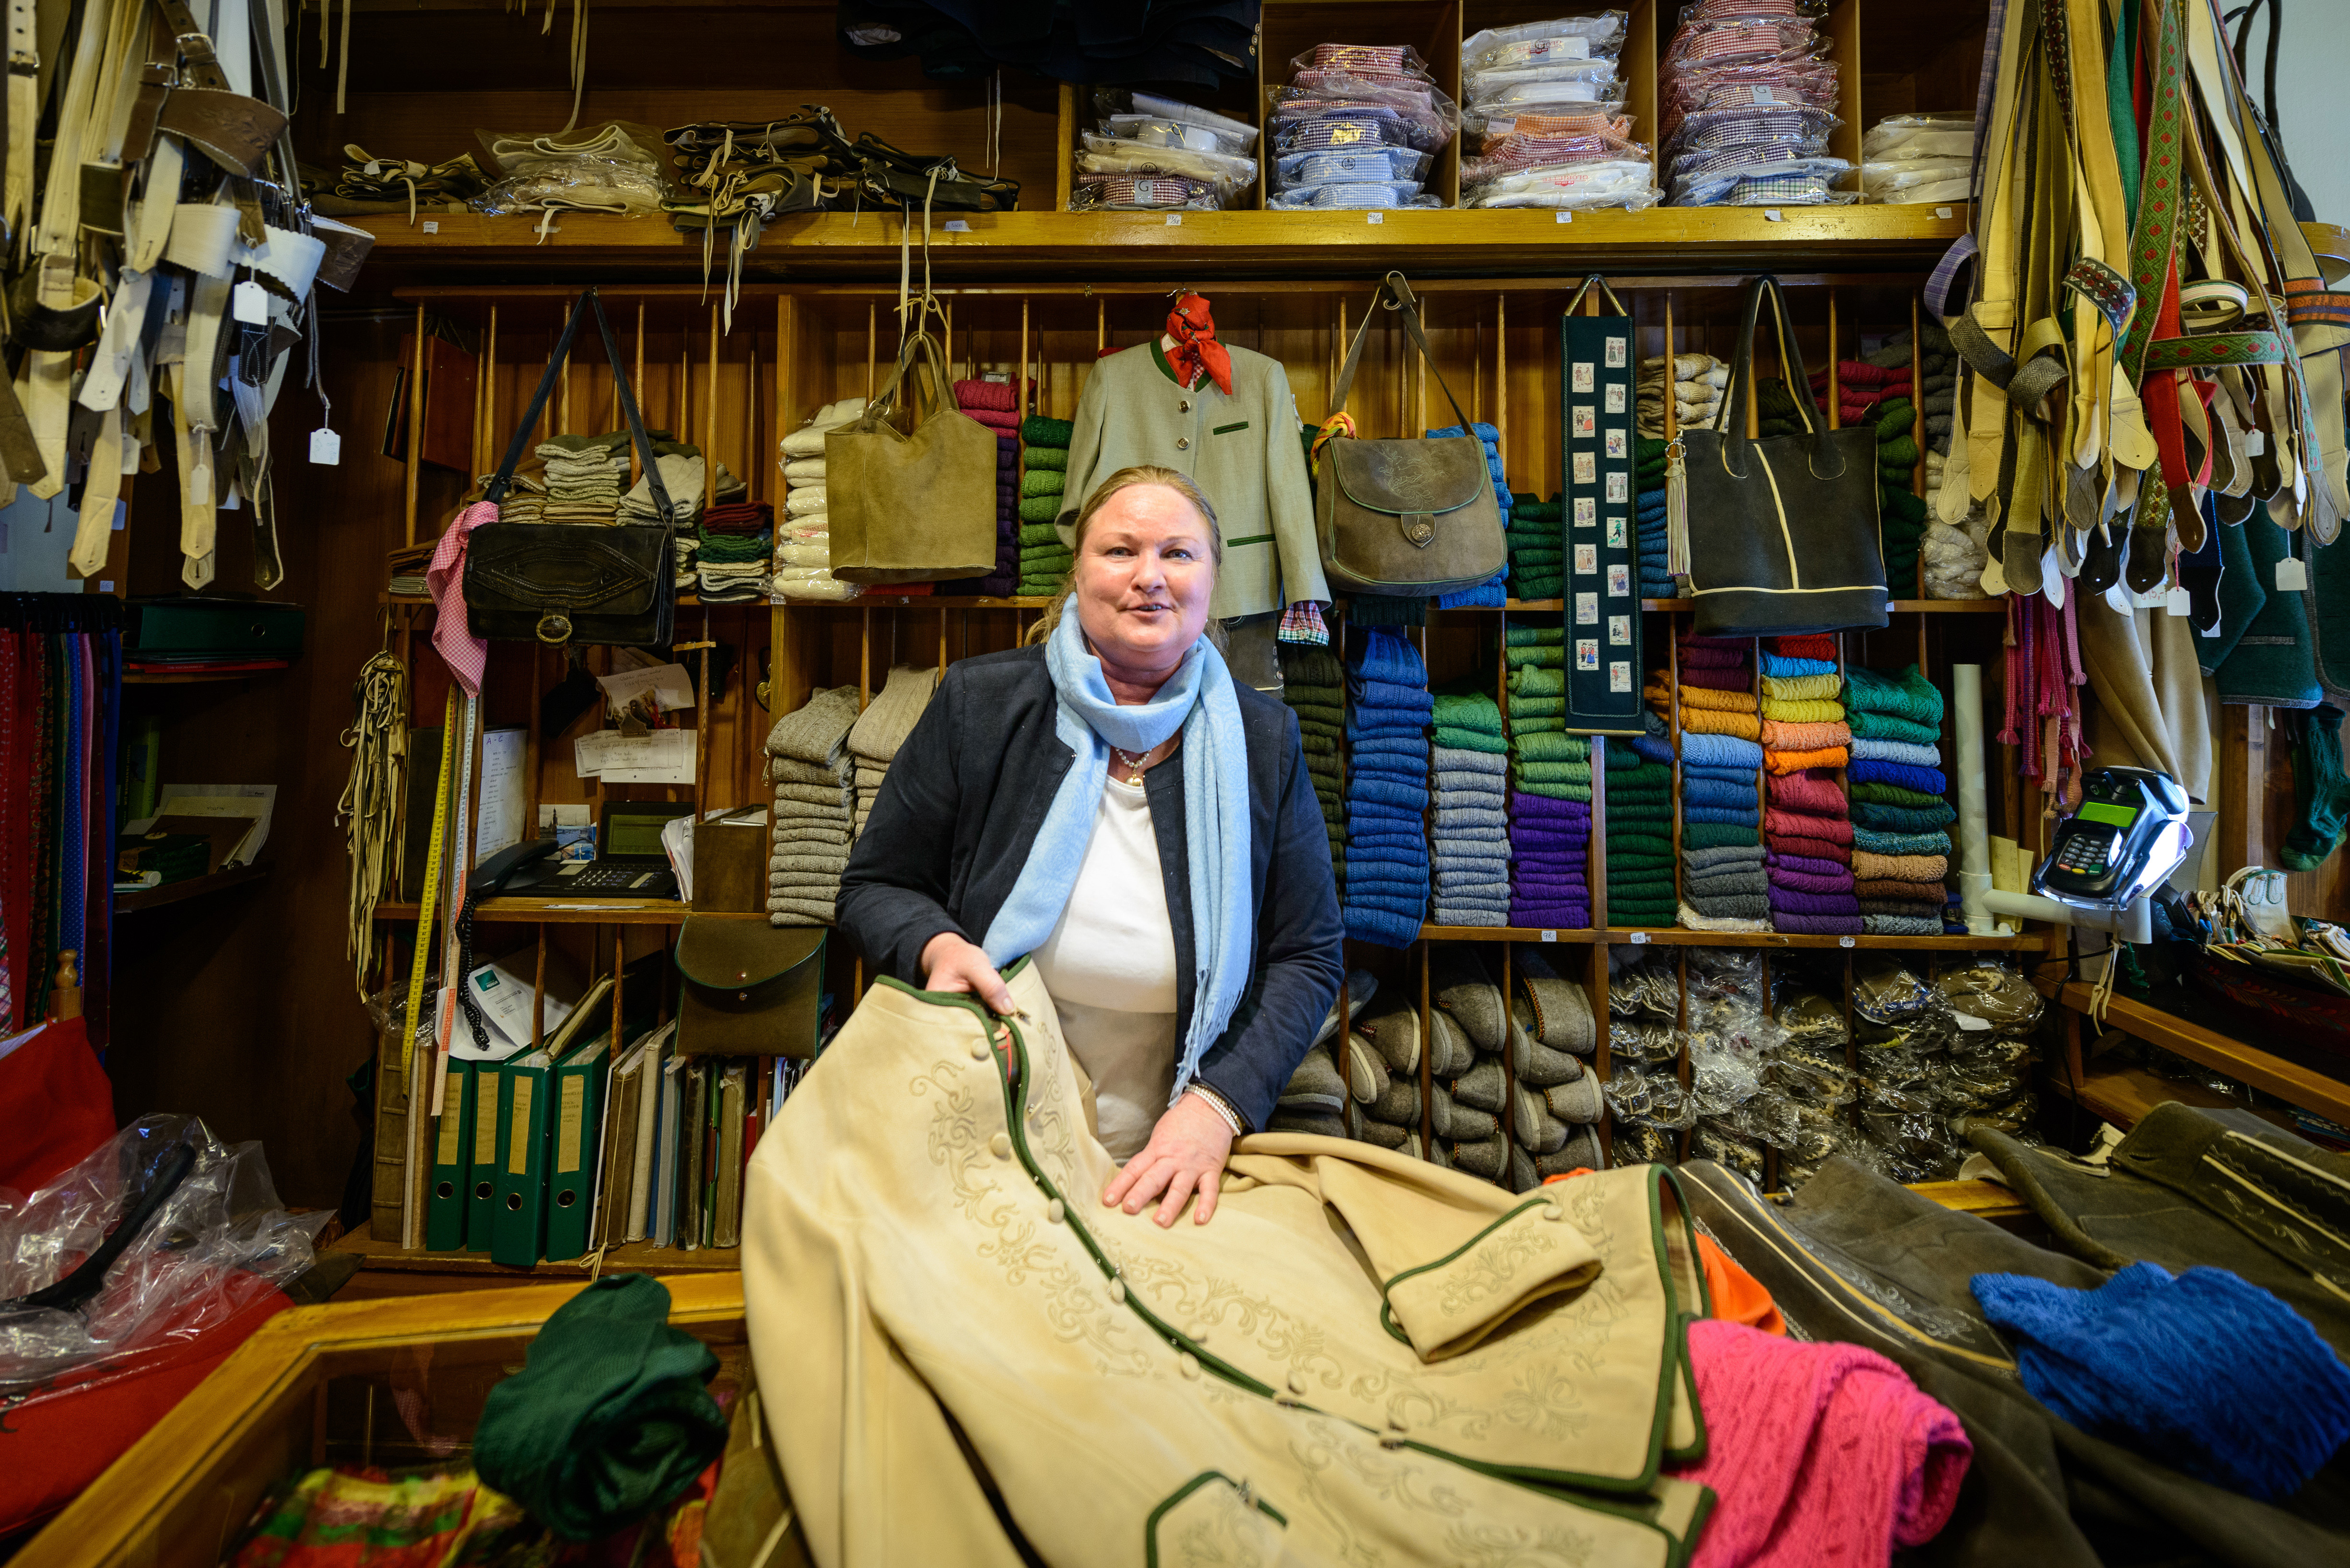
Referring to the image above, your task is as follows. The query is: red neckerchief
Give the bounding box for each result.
[1165,292,1232,396]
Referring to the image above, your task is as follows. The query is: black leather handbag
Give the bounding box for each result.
[1682,276,1890,637]
[464,288,678,648]
[1315,272,1507,596]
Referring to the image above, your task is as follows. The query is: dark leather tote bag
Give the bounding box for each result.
[1682,275,1888,636]
[1315,271,1507,596]
[464,288,677,649]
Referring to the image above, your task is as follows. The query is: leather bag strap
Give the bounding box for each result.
[1328,271,1473,430]
[859,326,959,431]
[1713,275,1839,479]
[484,287,673,528]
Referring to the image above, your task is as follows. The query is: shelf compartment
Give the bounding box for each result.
[2042,982,2350,1129]
[116,863,274,913]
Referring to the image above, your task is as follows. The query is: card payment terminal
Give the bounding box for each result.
[2031,766,2193,914]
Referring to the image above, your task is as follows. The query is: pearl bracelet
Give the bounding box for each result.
[1187,1084,1246,1137]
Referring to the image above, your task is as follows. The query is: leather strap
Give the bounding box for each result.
[7,262,99,350]
[2178,277,2250,328]
[1328,271,1475,432]
[1711,275,1845,481]
[485,287,676,529]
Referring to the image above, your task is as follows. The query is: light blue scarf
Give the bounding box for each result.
[981,599,1252,1105]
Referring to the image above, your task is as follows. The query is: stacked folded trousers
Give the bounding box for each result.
[1429,693,1510,926]
[1664,635,1766,929]
[846,666,939,839]
[766,686,861,925]
[1279,644,1348,897]
[1341,630,1433,948]
[1845,662,1955,934]
[1018,416,1074,595]
[1760,634,1859,934]
[1505,620,1590,929]
[774,399,865,600]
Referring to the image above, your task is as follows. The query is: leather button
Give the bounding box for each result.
[1178,399,1192,413]
[1287,1370,1308,1394]
[1046,1198,1066,1224]
[1109,1278,1127,1303]
[968,1037,989,1061]
[1179,1352,1201,1380]
[989,1132,1011,1159]
[1175,436,1190,451]
[1542,1203,1564,1222]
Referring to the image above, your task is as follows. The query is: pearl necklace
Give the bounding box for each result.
[1110,745,1152,785]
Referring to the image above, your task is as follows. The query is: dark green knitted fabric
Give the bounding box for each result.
[1022,416,1073,446]
[2283,704,2350,870]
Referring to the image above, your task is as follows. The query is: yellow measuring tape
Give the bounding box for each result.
[400,688,458,1075]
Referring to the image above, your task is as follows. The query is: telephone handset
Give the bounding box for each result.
[468,837,558,898]
[2033,767,2193,912]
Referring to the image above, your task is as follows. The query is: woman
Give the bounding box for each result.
[838,466,1344,1228]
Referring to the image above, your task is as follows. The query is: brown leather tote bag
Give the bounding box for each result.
[1314,271,1507,596]
[825,328,997,583]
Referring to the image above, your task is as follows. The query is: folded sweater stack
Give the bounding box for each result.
[939,379,1020,596]
[773,400,867,601]
[535,431,629,524]
[1845,663,1956,934]
[1806,358,1913,427]
[1634,436,1674,598]
[1505,623,1591,929]
[693,477,769,604]
[1428,693,1510,926]
[1636,351,1727,439]
[1509,948,1605,1183]
[1342,630,1433,949]
[1427,422,1512,607]
[1279,644,1347,896]
[1761,634,1859,935]
[1666,635,1767,931]
[846,666,938,839]
[1870,396,1927,594]
[1605,728,1678,928]
[766,685,861,925]
[1017,416,1074,595]
[1506,494,1563,600]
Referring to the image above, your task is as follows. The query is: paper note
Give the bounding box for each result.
[474,728,527,860]
[596,661,696,715]
[132,784,276,864]
[575,728,695,784]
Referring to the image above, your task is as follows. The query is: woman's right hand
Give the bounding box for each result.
[921,932,1015,1015]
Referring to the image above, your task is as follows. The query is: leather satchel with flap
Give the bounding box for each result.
[1315,271,1507,596]
[465,288,678,649]
[1680,276,1889,637]
[672,919,827,1059]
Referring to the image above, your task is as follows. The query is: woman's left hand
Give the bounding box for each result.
[1103,1092,1236,1227]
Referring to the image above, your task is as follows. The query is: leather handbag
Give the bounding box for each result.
[1315,271,1506,596]
[464,288,678,648]
[824,327,998,583]
[671,918,827,1058]
[1680,276,1889,636]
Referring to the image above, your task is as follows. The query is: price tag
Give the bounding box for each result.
[1954,1011,1994,1032]
[231,281,268,324]
[1555,211,1573,224]
[2277,556,2310,592]
[1630,930,1649,944]
[1762,209,1784,222]
[310,428,341,465]
[422,219,438,234]
[1539,929,1558,942]
[2163,586,2191,615]
[1367,212,1384,225]
[1935,206,1954,219]
[1164,213,1182,226]
[1838,935,1856,948]
[2245,429,2266,456]
[944,219,970,232]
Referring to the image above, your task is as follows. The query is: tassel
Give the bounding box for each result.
[1664,435,1690,578]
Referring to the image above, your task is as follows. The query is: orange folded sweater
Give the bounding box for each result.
[1764,745,1849,774]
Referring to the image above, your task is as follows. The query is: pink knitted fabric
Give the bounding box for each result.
[1671,1320,1971,1568]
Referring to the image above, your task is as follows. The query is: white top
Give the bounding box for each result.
[1031,775,1182,1160]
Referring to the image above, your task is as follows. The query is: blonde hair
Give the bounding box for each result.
[1025,466,1223,646]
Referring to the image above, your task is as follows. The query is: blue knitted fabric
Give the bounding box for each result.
[1682,777,1760,809]
[1346,904,1424,947]
[1356,678,1436,714]
[1758,652,1838,679]
[1683,805,1762,826]
[1349,775,1429,811]
[1682,764,1760,785]
[1853,827,1956,856]
[1628,734,1676,765]
[1850,737,1945,767]
[1851,801,1958,833]
[1848,759,1950,795]
[1351,732,1428,758]
[1342,629,1430,947]
[1681,733,1765,768]
[1429,423,1512,607]
[1973,1263,2350,1502]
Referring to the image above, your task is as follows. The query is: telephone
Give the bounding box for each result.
[2032,766,2193,914]
[468,838,558,898]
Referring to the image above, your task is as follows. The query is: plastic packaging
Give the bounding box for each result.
[1608,953,1680,1019]
[1292,44,1435,80]
[473,120,671,215]
[1270,41,1461,208]
[1668,157,1854,207]
[1102,115,1257,158]
[1069,176,1225,211]
[1268,182,1442,211]
[1274,147,1433,187]
[1852,957,1937,1023]
[1936,958,2044,1032]
[1463,14,1629,66]
[1609,1018,1683,1068]
[1459,16,1654,211]
[769,566,862,602]
[0,1116,329,1398]
[1659,0,1844,206]
[1469,74,1622,112]
[1605,1063,1698,1129]
[1076,133,1259,199]
[1862,112,1974,163]
[1094,90,1260,151]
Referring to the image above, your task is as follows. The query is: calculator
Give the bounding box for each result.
[2032,767,2193,913]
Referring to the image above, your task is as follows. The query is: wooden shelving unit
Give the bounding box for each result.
[326,1221,738,1283]
[122,668,293,684]
[2042,981,2350,1130]
[116,862,274,914]
[2040,1059,2295,1135]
